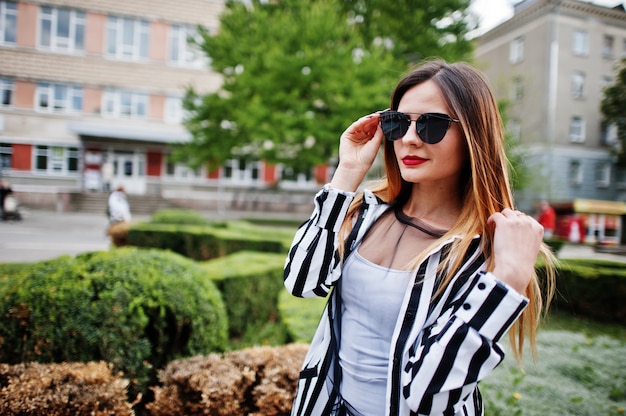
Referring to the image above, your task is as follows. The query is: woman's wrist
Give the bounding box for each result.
[329,164,368,192]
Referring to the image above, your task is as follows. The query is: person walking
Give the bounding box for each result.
[107,186,131,246]
[284,59,557,416]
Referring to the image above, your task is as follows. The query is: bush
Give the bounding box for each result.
[0,247,228,394]
[201,251,288,346]
[149,209,217,226]
[0,361,133,416]
[538,258,626,324]
[147,343,308,416]
[127,223,286,261]
[278,290,327,343]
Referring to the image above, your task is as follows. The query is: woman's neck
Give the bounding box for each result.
[402,184,462,230]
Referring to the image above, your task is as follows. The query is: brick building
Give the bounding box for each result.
[0,0,325,212]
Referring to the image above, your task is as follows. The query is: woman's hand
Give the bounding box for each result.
[329,112,384,192]
[487,208,544,294]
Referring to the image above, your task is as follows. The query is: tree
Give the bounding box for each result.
[178,0,476,173]
[180,0,397,172]
[601,58,626,167]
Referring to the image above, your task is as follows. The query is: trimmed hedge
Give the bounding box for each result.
[0,247,228,394]
[127,223,286,261]
[201,251,289,346]
[149,208,216,226]
[538,258,626,324]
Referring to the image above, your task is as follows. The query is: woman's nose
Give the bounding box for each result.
[400,120,423,145]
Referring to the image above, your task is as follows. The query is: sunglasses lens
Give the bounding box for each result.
[416,114,450,144]
[380,111,409,141]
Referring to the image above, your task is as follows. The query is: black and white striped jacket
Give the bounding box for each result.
[284,186,529,416]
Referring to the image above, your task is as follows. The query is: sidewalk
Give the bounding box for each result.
[1,208,624,264]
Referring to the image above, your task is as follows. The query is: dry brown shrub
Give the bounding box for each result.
[148,343,308,416]
[0,361,133,416]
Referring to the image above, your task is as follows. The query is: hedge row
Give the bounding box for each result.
[539,258,626,324]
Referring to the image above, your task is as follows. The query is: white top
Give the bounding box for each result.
[339,250,413,415]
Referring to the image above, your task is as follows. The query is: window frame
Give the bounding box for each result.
[569,116,585,143]
[0,142,12,172]
[509,36,525,64]
[105,15,150,61]
[35,82,83,113]
[33,145,80,174]
[168,24,207,68]
[102,88,149,119]
[0,1,17,45]
[569,160,583,186]
[572,29,588,56]
[602,34,614,58]
[571,71,585,99]
[595,162,611,188]
[1,77,13,107]
[38,6,85,52]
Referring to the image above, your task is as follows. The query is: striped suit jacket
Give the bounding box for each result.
[284,185,529,416]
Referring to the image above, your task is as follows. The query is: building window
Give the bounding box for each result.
[571,71,585,99]
[222,158,261,183]
[0,1,17,45]
[36,82,83,113]
[601,123,618,146]
[1,77,13,106]
[165,158,200,179]
[569,116,585,143]
[34,145,79,174]
[572,29,588,56]
[602,34,614,58]
[39,6,85,52]
[102,88,148,118]
[595,162,610,188]
[165,96,183,124]
[569,160,583,186]
[509,36,524,64]
[0,142,12,171]
[510,76,524,101]
[106,16,149,60]
[168,24,207,67]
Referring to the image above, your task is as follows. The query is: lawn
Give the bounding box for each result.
[481,311,626,415]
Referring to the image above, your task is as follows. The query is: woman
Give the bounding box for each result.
[284,59,556,416]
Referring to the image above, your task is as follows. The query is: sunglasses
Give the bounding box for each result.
[379,110,460,144]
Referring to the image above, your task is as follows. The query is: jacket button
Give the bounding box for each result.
[463,303,471,310]
[478,282,486,290]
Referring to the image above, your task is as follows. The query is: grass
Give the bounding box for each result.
[481,310,626,415]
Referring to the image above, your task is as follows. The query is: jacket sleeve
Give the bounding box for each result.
[402,271,528,415]
[283,185,355,298]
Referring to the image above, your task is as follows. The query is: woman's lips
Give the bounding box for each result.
[402,156,427,166]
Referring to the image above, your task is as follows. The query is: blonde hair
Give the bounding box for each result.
[339,59,556,360]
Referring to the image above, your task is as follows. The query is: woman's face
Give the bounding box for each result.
[393,80,467,189]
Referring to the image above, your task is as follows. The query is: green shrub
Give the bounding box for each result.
[538,258,626,324]
[149,208,218,227]
[127,222,287,261]
[0,247,228,394]
[201,251,288,347]
[278,290,327,343]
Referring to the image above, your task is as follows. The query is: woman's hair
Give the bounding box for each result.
[339,58,556,360]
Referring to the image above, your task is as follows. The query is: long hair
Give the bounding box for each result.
[339,59,556,360]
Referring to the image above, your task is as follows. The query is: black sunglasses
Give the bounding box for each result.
[379,110,460,144]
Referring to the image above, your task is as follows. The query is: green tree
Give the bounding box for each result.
[498,100,530,192]
[601,58,626,167]
[178,0,475,173]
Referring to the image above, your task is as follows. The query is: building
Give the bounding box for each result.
[0,0,323,214]
[475,0,626,243]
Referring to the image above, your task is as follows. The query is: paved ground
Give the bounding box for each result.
[1,208,624,264]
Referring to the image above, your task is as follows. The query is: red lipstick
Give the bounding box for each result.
[402,156,427,166]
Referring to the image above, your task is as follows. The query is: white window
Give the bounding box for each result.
[36,82,82,113]
[595,162,610,188]
[106,16,149,60]
[102,88,148,118]
[0,1,17,45]
[569,116,585,143]
[222,158,262,183]
[0,142,12,171]
[509,36,524,64]
[510,76,524,101]
[34,145,80,174]
[571,71,585,99]
[165,96,183,124]
[573,29,588,56]
[39,6,85,52]
[168,24,207,67]
[601,123,618,146]
[602,34,614,58]
[1,77,13,106]
[569,160,583,186]
[165,158,201,179]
